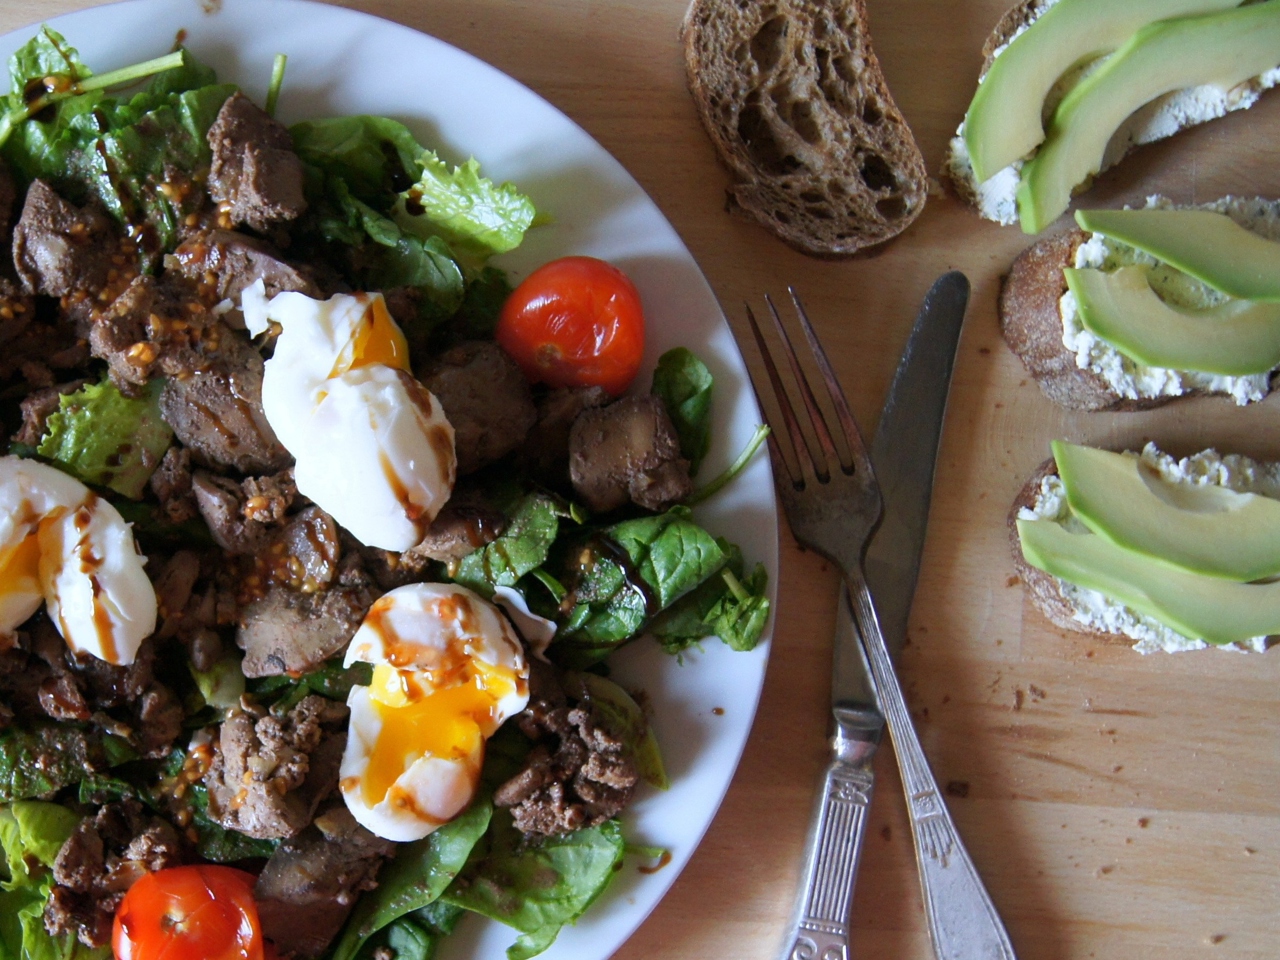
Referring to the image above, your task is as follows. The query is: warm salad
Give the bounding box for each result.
[0,28,769,960]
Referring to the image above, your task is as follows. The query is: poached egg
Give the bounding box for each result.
[339,582,529,841]
[248,285,456,551]
[0,456,156,664]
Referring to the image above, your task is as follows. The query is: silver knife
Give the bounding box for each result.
[860,271,1017,960]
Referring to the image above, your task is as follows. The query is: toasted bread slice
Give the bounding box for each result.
[946,0,1280,225]
[681,0,927,256]
[1010,448,1275,652]
[1000,197,1280,411]
[1008,458,1128,644]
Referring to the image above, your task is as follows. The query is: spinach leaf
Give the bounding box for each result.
[610,508,725,610]
[393,151,536,261]
[442,813,625,960]
[246,658,372,713]
[0,724,130,803]
[649,539,770,653]
[651,347,713,475]
[557,508,727,660]
[448,266,513,341]
[290,115,424,202]
[331,798,492,960]
[185,782,279,862]
[453,494,569,599]
[37,378,173,499]
[562,673,667,789]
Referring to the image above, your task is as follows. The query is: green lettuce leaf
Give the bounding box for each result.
[393,151,536,262]
[442,813,625,960]
[245,657,372,714]
[331,798,492,960]
[7,27,92,98]
[37,378,173,499]
[290,115,424,202]
[651,348,713,476]
[0,800,108,960]
[0,801,79,890]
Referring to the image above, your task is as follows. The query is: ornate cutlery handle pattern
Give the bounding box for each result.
[780,758,875,960]
[847,568,1018,960]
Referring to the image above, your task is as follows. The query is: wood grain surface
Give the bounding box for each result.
[2,1,1277,958]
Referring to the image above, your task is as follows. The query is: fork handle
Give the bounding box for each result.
[777,751,875,960]
[846,569,1018,960]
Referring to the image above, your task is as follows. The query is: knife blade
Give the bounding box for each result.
[862,271,970,656]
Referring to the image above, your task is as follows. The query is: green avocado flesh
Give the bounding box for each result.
[1052,440,1280,580]
[1017,517,1280,645]
[1075,208,1280,301]
[962,0,1241,183]
[1016,1,1280,234]
[1065,265,1280,374]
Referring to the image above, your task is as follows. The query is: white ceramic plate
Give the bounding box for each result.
[0,2,778,957]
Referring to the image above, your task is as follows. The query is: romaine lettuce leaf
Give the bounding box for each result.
[0,801,79,891]
[7,27,92,98]
[37,378,173,500]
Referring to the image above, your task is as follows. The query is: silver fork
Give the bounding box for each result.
[746,290,1016,960]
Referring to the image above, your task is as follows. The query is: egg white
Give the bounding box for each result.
[251,288,457,551]
[340,582,530,841]
[0,456,156,664]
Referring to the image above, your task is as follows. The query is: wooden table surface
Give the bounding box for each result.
[4,1,1279,958]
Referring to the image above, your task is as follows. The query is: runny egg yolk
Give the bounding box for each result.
[0,530,40,588]
[361,660,520,808]
[335,297,410,378]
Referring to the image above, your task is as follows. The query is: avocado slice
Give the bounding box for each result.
[1016,1,1280,234]
[1051,440,1280,581]
[1065,266,1280,374]
[1075,208,1280,301]
[962,0,1241,183]
[1017,518,1280,645]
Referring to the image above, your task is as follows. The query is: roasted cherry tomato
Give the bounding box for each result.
[496,256,645,396]
[113,865,264,960]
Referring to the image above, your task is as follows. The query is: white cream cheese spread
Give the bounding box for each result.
[1058,196,1280,404]
[1019,443,1276,654]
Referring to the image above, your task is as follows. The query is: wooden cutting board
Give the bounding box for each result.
[2,1,1277,958]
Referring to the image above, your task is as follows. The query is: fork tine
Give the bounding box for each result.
[787,287,869,472]
[745,302,816,487]
[763,293,842,479]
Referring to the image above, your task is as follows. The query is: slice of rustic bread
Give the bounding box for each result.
[946,0,1280,224]
[1007,457,1128,644]
[999,220,1276,411]
[681,0,927,256]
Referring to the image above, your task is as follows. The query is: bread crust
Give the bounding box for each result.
[1008,457,1128,644]
[681,0,927,257]
[999,228,1273,411]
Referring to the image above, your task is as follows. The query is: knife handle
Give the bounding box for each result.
[846,568,1018,960]
[777,735,877,960]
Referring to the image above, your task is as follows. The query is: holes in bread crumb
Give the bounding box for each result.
[806,206,834,220]
[775,210,793,225]
[750,15,787,73]
[834,54,862,86]
[799,190,824,203]
[828,180,846,197]
[789,100,821,145]
[859,153,897,192]
[876,195,907,220]
[862,99,882,125]
[738,96,802,175]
